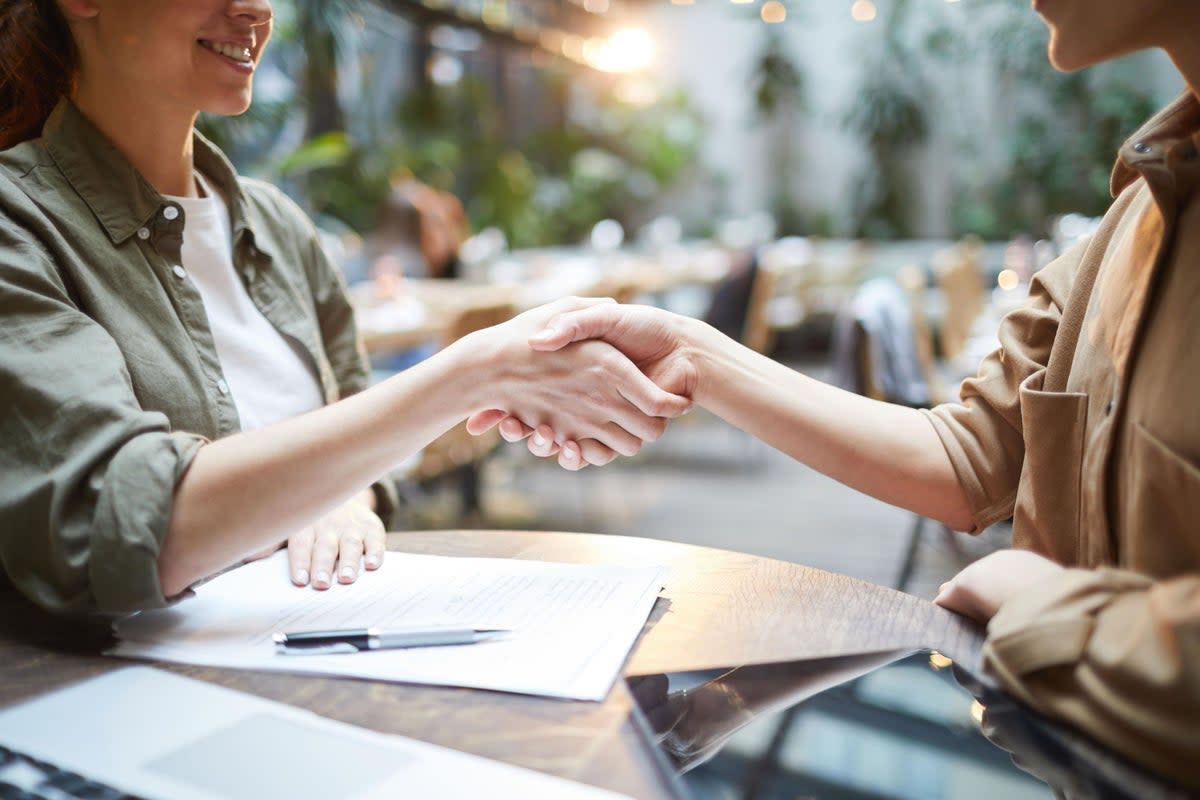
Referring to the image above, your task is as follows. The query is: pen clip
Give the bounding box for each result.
[275,642,361,656]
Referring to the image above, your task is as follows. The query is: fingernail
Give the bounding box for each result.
[293,569,309,585]
[314,570,330,587]
[533,431,547,446]
[364,555,380,569]
[563,448,578,462]
[339,566,356,582]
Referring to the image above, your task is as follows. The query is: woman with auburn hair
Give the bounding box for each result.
[0,0,688,613]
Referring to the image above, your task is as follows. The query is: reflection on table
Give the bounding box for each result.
[630,650,1194,800]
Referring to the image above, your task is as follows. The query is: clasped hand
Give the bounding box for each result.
[468,301,696,469]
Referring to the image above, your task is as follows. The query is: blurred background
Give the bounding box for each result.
[198,0,1185,642]
[208,3,1178,795]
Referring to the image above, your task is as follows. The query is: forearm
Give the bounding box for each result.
[684,318,974,530]
[159,339,482,596]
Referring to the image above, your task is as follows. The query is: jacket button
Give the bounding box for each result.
[163,206,180,220]
[172,265,187,279]
[136,227,151,240]
[217,379,230,395]
[1133,142,1152,154]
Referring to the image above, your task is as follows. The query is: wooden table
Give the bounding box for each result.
[0,531,984,799]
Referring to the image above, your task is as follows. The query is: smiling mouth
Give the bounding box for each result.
[198,39,254,66]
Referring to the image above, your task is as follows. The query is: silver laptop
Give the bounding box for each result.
[0,666,629,799]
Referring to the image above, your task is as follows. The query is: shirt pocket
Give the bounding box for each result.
[1013,369,1088,562]
[1122,421,1200,576]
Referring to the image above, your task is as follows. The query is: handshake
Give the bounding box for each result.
[461,296,708,471]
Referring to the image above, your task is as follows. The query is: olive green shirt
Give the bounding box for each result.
[0,100,397,614]
[925,94,1200,789]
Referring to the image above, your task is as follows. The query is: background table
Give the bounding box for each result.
[0,531,984,800]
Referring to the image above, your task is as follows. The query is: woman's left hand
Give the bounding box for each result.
[934,549,1064,623]
[279,491,386,589]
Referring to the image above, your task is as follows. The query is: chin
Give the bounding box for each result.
[1047,36,1097,72]
[206,93,255,117]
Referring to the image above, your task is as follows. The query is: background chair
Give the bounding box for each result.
[405,300,517,524]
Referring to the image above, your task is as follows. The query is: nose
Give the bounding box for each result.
[228,0,272,26]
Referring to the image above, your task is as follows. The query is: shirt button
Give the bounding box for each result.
[1133,142,1152,154]
[172,265,187,279]
[136,227,151,240]
[217,379,230,395]
[163,206,180,221]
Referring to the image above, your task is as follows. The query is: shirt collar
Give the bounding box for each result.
[43,98,255,245]
[1111,91,1200,196]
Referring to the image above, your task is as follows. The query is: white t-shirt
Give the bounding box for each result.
[168,175,325,431]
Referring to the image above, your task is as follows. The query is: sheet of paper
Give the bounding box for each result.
[111,551,666,701]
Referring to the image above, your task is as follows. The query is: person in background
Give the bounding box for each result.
[367,173,468,282]
[475,0,1200,788]
[0,0,688,614]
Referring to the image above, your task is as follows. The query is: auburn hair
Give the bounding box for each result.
[0,0,76,150]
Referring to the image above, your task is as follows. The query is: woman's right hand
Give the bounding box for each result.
[460,298,693,469]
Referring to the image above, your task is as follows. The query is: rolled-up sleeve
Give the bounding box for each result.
[922,240,1085,532]
[983,568,1200,790]
[0,226,205,613]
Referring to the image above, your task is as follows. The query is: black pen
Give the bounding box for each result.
[273,625,509,656]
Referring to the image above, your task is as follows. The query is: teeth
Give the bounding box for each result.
[200,40,252,63]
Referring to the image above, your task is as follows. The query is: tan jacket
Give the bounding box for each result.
[926,94,1200,789]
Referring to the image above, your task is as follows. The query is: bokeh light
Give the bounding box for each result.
[761,1,787,24]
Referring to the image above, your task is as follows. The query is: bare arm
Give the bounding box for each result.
[158,299,689,596]
[685,317,972,530]
[478,304,973,532]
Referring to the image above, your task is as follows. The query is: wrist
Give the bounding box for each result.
[438,328,506,414]
[681,316,730,407]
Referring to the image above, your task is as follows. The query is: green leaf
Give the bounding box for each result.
[276,133,353,177]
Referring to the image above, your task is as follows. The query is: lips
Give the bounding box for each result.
[198,38,253,66]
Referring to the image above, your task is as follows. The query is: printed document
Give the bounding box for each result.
[110,551,666,701]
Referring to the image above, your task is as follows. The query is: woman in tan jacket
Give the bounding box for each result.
[476,0,1200,788]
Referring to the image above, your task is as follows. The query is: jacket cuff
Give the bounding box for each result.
[983,567,1153,680]
[90,431,206,613]
[920,407,1015,533]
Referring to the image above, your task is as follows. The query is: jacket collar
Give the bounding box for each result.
[43,98,254,244]
[1111,91,1200,197]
